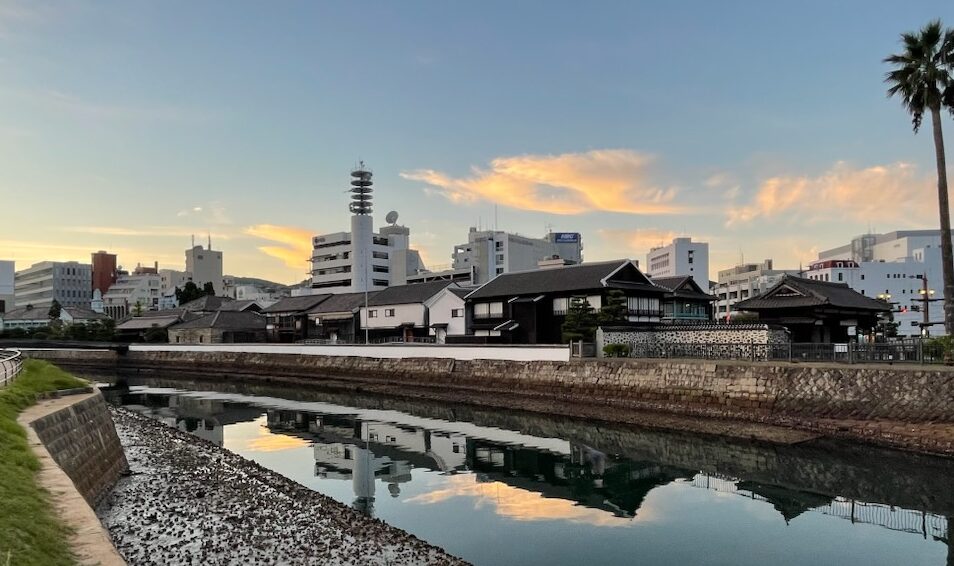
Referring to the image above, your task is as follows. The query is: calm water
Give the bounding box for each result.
[104,379,953,566]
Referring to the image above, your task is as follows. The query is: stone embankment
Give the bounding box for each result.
[98,407,469,566]
[30,348,954,456]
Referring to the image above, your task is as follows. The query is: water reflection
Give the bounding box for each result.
[105,382,953,566]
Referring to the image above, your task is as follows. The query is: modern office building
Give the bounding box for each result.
[809,230,953,336]
[309,165,426,294]
[0,260,13,313]
[712,259,799,320]
[160,268,192,293]
[450,228,583,285]
[185,237,224,294]
[102,273,163,319]
[91,251,117,295]
[14,261,92,309]
[646,237,709,290]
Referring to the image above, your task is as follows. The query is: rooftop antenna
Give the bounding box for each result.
[208,232,212,250]
[494,204,499,233]
[191,234,195,248]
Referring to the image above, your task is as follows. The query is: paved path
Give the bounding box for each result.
[19,393,127,566]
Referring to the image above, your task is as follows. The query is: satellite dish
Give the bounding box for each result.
[385,210,399,225]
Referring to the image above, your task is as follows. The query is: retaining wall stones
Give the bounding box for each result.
[597,324,790,359]
[29,391,128,506]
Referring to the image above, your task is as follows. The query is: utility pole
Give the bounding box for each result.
[913,273,942,337]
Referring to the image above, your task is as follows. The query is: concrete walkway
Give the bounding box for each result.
[19,393,126,566]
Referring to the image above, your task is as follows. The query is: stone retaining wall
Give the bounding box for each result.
[29,391,128,506]
[597,324,790,359]
[108,350,954,424]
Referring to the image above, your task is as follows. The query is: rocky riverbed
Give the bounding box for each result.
[97,407,469,566]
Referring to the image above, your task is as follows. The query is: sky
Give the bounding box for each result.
[2,0,953,284]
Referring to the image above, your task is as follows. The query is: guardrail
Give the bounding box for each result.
[0,348,24,387]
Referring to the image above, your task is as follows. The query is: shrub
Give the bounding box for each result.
[603,343,631,358]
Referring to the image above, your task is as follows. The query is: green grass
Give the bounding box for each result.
[0,359,86,566]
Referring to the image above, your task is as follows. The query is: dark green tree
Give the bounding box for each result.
[885,20,954,335]
[562,297,598,342]
[48,299,62,320]
[202,282,216,296]
[598,290,628,325]
[175,282,205,305]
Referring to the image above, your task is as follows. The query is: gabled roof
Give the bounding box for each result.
[307,292,376,314]
[735,275,890,312]
[261,294,331,314]
[651,276,716,302]
[116,314,190,331]
[466,260,662,300]
[0,305,49,321]
[169,311,266,331]
[448,287,477,299]
[366,281,453,307]
[179,295,234,312]
[62,306,110,320]
[216,300,261,312]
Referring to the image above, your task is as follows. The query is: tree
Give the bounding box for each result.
[885,20,954,335]
[598,290,628,325]
[562,297,598,342]
[132,299,145,317]
[202,282,216,296]
[175,282,205,305]
[48,299,62,320]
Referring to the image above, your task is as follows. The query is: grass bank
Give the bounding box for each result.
[0,359,86,566]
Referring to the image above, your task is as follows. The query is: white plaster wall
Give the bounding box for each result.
[427,290,466,336]
[360,303,425,329]
[128,342,570,361]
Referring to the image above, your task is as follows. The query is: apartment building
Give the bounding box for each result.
[14,261,92,309]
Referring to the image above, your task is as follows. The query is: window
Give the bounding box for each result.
[495,267,504,275]
[451,308,463,318]
[861,274,865,280]
[385,308,395,317]
[496,254,505,264]
[495,241,503,250]
[369,310,378,318]
[199,335,204,343]
[553,297,568,316]
[489,302,504,317]
[837,273,843,282]
[372,251,389,260]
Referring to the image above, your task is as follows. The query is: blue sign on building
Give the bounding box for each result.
[552,232,580,243]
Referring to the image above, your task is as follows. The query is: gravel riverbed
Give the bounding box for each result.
[97,407,470,566]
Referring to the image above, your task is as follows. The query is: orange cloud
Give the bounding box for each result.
[405,475,644,526]
[245,224,313,269]
[401,149,682,215]
[726,162,934,226]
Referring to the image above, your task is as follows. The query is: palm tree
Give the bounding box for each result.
[884,20,954,335]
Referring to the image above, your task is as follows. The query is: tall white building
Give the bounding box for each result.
[713,259,798,320]
[309,165,426,294]
[0,260,13,313]
[646,237,709,290]
[450,229,583,285]
[14,261,92,309]
[184,238,223,294]
[811,230,952,336]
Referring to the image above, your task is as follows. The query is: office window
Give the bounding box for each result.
[385,308,395,317]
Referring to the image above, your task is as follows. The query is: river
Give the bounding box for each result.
[102,377,953,566]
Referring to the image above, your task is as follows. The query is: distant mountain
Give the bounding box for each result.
[229,276,291,290]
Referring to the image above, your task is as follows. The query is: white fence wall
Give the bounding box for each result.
[128,343,570,362]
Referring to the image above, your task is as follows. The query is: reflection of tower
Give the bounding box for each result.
[353,445,375,516]
[350,164,373,293]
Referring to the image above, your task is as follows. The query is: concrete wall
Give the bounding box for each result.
[127,343,571,362]
[28,391,128,506]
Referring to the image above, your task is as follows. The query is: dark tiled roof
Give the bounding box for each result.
[448,287,476,299]
[651,276,716,301]
[307,292,376,314]
[367,281,453,306]
[467,260,661,300]
[179,295,234,312]
[735,275,890,312]
[261,294,331,314]
[169,311,266,331]
[1,306,49,321]
[216,300,261,312]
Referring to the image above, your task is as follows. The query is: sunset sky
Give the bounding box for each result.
[2,1,952,284]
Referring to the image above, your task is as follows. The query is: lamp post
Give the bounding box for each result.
[913,273,943,337]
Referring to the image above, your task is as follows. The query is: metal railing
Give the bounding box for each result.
[0,349,24,388]
[618,339,942,364]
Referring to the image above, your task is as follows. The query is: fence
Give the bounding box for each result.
[0,348,23,387]
[623,339,943,364]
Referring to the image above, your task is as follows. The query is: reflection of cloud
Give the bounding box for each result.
[243,432,310,453]
[245,224,314,269]
[402,149,683,215]
[406,475,644,527]
[726,162,933,226]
